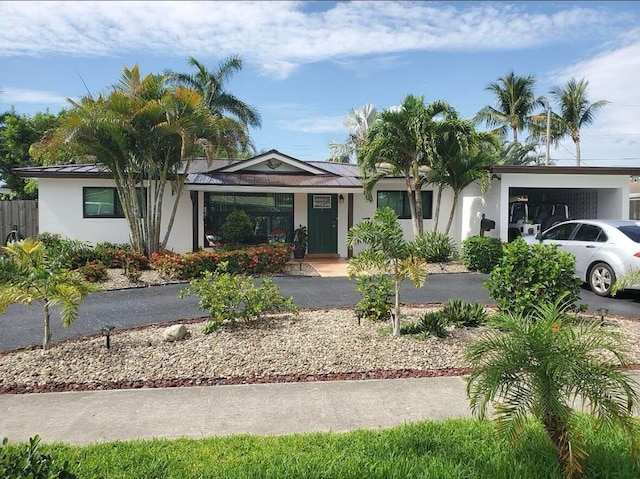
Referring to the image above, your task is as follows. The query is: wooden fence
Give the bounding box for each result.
[0,200,38,244]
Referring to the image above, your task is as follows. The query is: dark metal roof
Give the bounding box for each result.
[187,172,362,188]
[493,165,640,175]
[14,163,113,179]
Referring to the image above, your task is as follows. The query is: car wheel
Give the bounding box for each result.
[589,262,616,297]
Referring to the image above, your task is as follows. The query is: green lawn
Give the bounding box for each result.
[26,417,640,479]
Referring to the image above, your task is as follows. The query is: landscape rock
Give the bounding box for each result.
[163,325,188,342]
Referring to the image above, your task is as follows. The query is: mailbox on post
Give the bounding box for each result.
[479,214,495,237]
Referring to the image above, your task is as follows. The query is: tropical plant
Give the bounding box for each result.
[167,55,261,156]
[549,77,609,166]
[466,297,640,478]
[0,238,94,351]
[358,94,456,235]
[436,121,498,234]
[36,63,249,255]
[612,268,640,296]
[409,231,458,263]
[402,310,448,338]
[484,237,582,314]
[475,71,544,144]
[441,299,488,328]
[329,103,377,163]
[346,207,428,336]
[292,224,308,252]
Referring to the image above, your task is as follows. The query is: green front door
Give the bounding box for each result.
[307,194,338,254]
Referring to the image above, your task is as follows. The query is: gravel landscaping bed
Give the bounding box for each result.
[2,261,639,395]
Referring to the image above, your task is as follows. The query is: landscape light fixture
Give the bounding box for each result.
[597,308,609,325]
[101,325,116,349]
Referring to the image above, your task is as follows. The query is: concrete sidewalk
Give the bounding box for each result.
[2,372,639,446]
[0,376,472,445]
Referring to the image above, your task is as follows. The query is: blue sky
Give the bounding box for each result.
[1,1,639,166]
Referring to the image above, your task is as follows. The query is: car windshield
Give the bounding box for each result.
[617,225,640,243]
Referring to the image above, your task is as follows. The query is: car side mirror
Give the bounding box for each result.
[535,233,542,241]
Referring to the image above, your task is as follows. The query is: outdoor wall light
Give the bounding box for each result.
[339,194,345,204]
[101,325,116,349]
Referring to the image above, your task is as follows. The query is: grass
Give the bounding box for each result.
[13,416,640,479]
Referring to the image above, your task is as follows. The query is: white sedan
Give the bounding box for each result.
[537,219,640,297]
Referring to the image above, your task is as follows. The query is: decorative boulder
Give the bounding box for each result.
[163,324,188,342]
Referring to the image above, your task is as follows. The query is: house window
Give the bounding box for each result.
[377,190,433,219]
[83,187,145,218]
[204,192,294,244]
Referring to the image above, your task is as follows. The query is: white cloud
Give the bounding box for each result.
[278,116,344,134]
[0,87,67,105]
[548,29,640,165]
[0,1,634,80]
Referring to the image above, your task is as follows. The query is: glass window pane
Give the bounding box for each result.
[377,191,403,217]
[84,187,116,216]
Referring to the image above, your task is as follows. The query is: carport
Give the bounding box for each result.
[461,166,640,243]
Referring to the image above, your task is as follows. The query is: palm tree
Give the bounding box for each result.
[549,78,609,166]
[0,239,94,352]
[475,72,544,144]
[168,55,261,152]
[346,207,428,336]
[329,103,378,163]
[358,95,456,235]
[43,65,226,255]
[437,122,498,234]
[467,297,639,478]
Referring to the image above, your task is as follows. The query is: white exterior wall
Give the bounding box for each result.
[38,178,192,252]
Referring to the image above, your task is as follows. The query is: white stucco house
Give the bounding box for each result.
[14,149,640,256]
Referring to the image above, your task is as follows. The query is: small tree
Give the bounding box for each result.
[467,297,640,478]
[346,207,428,336]
[221,210,254,246]
[0,239,95,352]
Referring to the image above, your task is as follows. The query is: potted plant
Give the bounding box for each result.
[292,224,308,259]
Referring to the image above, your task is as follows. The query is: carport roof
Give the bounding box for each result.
[493,165,640,175]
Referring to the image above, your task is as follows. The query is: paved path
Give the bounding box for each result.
[2,372,639,446]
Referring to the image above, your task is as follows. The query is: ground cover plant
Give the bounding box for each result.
[5,417,640,479]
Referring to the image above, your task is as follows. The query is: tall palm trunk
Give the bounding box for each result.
[573,131,581,166]
[433,185,443,232]
[445,192,459,235]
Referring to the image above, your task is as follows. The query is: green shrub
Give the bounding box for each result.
[402,310,449,338]
[0,435,77,479]
[178,265,298,332]
[441,299,487,328]
[353,274,393,322]
[484,237,582,315]
[410,231,458,263]
[77,260,108,283]
[461,236,503,273]
[94,242,132,268]
[221,210,254,246]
